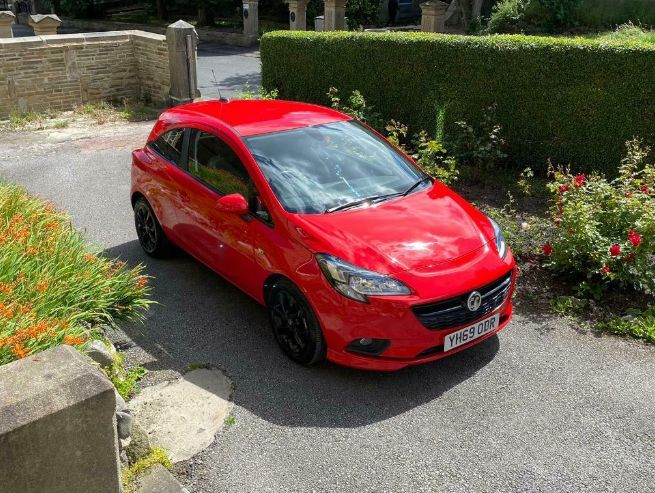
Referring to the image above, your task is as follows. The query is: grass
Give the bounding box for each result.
[595,22,655,43]
[0,181,151,365]
[104,350,147,399]
[597,308,655,344]
[550,296,587,317]
[224,414,236,429]
[121,447,172,493]
[74,100,162,125]
[1,99,162,131]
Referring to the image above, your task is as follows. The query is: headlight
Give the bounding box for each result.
[488,217,507,259]
[316,253,411,303]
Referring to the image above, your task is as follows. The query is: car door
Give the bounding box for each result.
[139,127,189,242]
[173,128,272,298]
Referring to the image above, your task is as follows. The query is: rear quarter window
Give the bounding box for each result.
[149,128,185,165]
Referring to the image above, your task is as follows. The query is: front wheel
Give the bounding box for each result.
[268,279,326,366]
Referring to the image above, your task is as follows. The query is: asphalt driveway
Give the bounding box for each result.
[1,124,654,492]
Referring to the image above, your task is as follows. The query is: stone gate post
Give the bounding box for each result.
[420,1,449,32]
[166,20,200,105]
[324,0,347,30]
[287,0,308,31]
[0,11,15,38]
[243,0,259,43]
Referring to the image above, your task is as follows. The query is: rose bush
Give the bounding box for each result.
[542,140,655,293]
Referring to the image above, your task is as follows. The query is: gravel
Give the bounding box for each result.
[2,122,654,493]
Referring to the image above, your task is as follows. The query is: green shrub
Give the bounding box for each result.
[327,87,383,130]
[447,104,508,176]
[346,0,382,29]
[261,31,655,175]
[487,0,530,33]
[597,307,655,344]
[542,139,655,293]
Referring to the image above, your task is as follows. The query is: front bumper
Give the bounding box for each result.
[308,267,517,371]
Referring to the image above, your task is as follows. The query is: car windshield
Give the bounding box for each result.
[244,121,429,214]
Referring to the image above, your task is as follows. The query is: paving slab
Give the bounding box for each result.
[129,369,233,463]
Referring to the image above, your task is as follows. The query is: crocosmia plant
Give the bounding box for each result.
[543,140,655,293]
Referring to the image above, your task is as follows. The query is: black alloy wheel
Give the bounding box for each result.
[134,197,168,257]
[268,279,326,365]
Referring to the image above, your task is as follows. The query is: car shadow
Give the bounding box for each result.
[107,240,500,429]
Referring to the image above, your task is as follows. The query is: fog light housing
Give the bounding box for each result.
[346,338,390,356]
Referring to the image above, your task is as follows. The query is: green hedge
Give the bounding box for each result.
[261,31,655,173]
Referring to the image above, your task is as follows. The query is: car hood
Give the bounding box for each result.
[291,182,495,275]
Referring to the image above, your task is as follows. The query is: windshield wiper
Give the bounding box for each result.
[325,192,403,213]
[402,176,431,196]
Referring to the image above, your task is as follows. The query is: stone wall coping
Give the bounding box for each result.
[28,14,62,25]
[0,30,165,49]
[0,10,16,20]
[0,345,114,436]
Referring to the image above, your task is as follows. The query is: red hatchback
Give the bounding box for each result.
[131,100,517,371]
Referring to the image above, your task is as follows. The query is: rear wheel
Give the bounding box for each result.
[268,279,326,366]
[134,197,169,257]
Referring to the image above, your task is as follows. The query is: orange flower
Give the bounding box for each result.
[136,277,148,289]
[44,202,55,214]
[8,214,23,227]
[64,335,86,346]
[35,280,50,293]
[13,226,29,241]
[26,246,38,255]
[83,253,97,263]
[0,303,14,319]
[12,343,28,359]
[0,282,13,295]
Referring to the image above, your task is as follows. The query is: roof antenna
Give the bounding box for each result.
[211,69,229,102]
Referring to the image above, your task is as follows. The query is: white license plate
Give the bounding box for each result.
[443,313,500,352]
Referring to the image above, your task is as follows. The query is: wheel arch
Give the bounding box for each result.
[263,273,289,305]
[131,191,146,208]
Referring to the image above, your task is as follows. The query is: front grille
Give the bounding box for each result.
[412,271,513,330]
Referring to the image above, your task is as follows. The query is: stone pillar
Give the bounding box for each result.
[242,0,259,41]
[0,11,15,38]
[28,13,61,35]
[324,0,347,31]
[287,0,308,31]
[0,345,120,493]
[166,20,200,105]
[420,1,449,33]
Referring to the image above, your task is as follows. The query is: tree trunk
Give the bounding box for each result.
[197,6,215,26]
[156,0,168,20]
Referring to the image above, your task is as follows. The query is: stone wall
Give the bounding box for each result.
[64,17,257,47]
[0,30,170,117]
[0,345,120,493]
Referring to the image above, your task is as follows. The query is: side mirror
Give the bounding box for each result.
[215,194,249,215]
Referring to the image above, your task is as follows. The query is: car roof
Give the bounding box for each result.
[161,99,352,137]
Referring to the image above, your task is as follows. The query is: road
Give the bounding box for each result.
[1,124,654,493]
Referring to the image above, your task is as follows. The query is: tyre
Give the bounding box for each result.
[268,278,326,366]
[133,197,170,258]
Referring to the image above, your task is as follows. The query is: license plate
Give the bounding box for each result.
[444,313,500,352]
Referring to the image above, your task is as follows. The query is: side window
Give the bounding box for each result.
[149,128,185,165]
[188,130,250,197]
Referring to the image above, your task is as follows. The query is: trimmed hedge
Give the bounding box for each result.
[261,31,655,174]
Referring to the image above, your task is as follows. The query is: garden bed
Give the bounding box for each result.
[0,181,150,365]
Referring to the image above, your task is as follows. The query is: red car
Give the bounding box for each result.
[131,100,516,371]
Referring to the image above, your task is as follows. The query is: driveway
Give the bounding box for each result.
[197,43,261,98]
[1,124,654,493]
